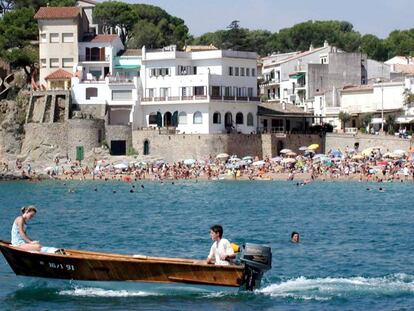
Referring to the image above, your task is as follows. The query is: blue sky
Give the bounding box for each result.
[126,0,414,38]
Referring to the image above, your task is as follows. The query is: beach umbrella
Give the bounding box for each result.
[242,156,253,161]
[280,149,292,154]
[135,161,147,167]
[271,156,282,162]
[282,158,296,164]
[394,149,406,155]
[183,159,196,165]
[234,160,247,167]
[229,157,241,162]
[114,163,128,169]
[216,153,229,159]
[352,154,364,160]
[286,151,297,157]
[361,148,374,156]
[252,160,265,166]
[330,150,342,158]
[44,166,53,172]
[313,154,327,159]
[299,146,308,151]
[308,144,319,150]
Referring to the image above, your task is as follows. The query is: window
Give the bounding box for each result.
[240,67,245,76]
[194,86,205,96]
[40,33,47,43]
[146,88,154,97]
[246,68,250,76]
[86,87,98,99]
[62,33,74,43]
[236,112,243,124]
[40,59,46,68]
[178,112,187,124]
[178,65,193,75]
[213,112,221,124]
[50,58,59,68]
[148,113,157,125]
[112,90,132,101]
[235,67,239,76]
[62,58,73,68]
[50,33,59,43]
[193,111,203,124]
[228,67,233,76]
[252,68,256,76]
[225,86,231,96]
[247,113,254,126]
[248,87,253,97]
[160,88,169,97]
[150,67,170,77]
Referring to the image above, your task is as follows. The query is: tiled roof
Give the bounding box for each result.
[82,34,119,43]
[341,85,373,93]
[34,7,80,20]
[45,69,73,80]
[119,49,142,57]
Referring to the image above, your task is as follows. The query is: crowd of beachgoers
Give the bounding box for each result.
[2,144,414,183]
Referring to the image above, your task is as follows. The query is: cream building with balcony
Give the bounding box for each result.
[35,6,90,88]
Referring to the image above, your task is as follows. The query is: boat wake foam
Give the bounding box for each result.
[258,273,414,301]
[58,287,161,297]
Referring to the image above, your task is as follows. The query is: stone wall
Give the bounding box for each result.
[71,103,106,119]
[66,119,105,159]
[326,133,412,152]
[106,125,133,152]
[22,119,105,162]
[132,130,324,162]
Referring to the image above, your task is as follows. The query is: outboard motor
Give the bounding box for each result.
[240,243,272,291]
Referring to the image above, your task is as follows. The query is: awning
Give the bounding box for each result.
[289,73,305,79]
[114,65,141,70]
[262,68,274,74]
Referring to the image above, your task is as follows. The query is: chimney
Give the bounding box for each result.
[309,44,314,51]
[324,40,329,48]
[282,101,286,110]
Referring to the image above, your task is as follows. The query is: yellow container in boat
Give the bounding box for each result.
[231,243,240,253]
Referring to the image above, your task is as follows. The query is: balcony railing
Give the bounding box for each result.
[141,95,260,103]
[79,55,110,62]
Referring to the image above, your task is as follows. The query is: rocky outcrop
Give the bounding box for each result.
[0,93,29,161]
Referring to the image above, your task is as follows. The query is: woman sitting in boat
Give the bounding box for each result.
[206,225,235,265]
[11,206,41,251]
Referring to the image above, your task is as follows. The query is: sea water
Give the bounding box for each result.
[0,180,413,310]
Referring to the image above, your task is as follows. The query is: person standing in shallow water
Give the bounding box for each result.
[11,206,41,251]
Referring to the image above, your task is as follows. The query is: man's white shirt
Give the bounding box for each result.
[208,238,234,265]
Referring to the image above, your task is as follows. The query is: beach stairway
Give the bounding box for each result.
[26,90,70,124]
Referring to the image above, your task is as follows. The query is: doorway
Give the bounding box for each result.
[110,140,126,155]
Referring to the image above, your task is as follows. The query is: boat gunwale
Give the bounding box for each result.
[0,240,245,270]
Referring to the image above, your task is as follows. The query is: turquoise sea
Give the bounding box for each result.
[0,180,413,310]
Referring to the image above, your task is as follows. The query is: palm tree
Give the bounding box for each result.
[338,112,351,132]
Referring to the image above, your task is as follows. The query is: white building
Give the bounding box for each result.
[314,77,414,132]
[138,45,259,134]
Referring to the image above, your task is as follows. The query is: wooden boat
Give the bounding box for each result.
[0,240,272,291]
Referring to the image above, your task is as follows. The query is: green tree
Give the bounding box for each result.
[358,113,373,131]
[385,29,414,58]
[338,111,351,132]
[0,7,38,81]
[360,34,388,61]
[128,3,189,49]
[128,20,163,49]
[385,115,396,135]
[93,1,136,46]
